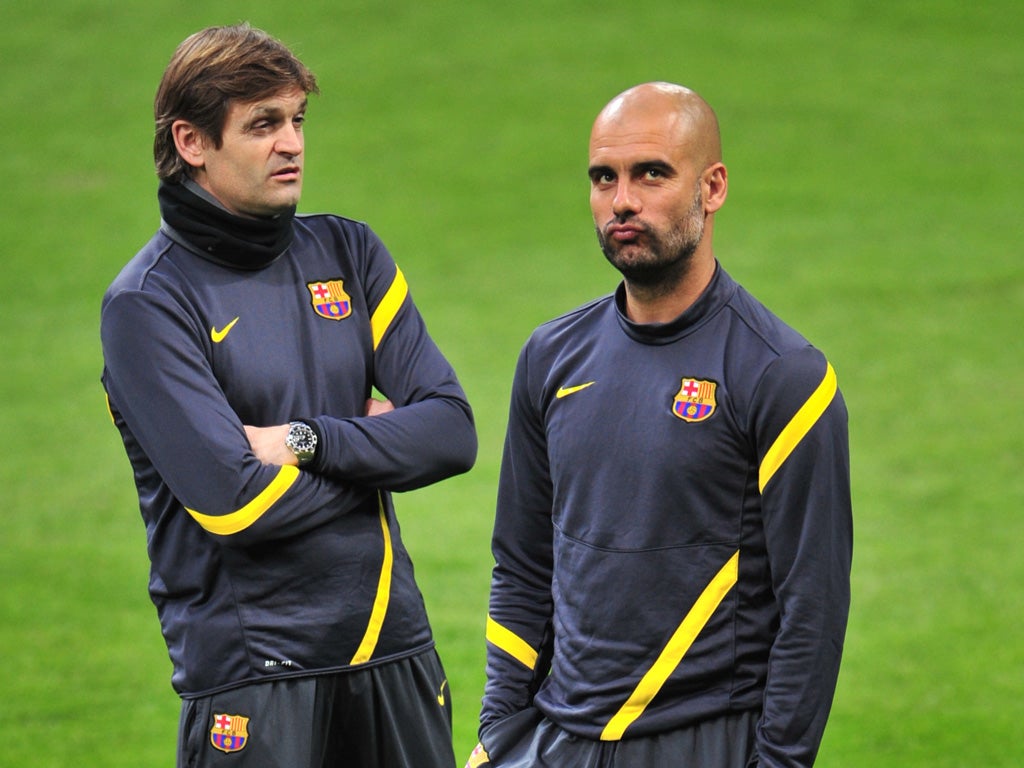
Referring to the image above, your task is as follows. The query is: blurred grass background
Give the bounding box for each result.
[1,1,1021,765]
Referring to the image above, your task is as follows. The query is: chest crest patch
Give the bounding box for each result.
[672,377,718,423]
[307,279,352,321]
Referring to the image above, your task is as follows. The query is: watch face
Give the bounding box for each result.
[287,423,317,463]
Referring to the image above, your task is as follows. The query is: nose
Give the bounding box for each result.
[612,179,639,218]
[276,123,303,157]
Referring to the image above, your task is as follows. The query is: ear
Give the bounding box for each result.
[171,120,208,170]
[703,162,728,214]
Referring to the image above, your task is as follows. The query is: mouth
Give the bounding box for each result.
[271,165,301,182]
[606,222,645,243]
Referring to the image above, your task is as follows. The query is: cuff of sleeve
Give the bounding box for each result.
[299,418,327,474]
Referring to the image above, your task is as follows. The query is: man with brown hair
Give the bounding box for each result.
[101,24,476,767]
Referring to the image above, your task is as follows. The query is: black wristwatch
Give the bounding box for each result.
[285,421,318,466]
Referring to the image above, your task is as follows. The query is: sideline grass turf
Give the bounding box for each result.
[1,2,1020,765]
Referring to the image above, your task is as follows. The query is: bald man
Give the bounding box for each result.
[471,83,852,767]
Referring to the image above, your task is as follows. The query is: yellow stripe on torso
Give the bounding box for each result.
[600,550,740,741]
[350,493,394,664]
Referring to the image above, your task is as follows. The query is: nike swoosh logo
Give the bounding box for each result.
[210,317,240,343]
[437,679,448,706]
[556,381,596,399]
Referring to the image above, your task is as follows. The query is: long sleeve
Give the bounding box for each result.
[480,343,556,732]
[305,249,476,491]
[101,286,368,548]
[749,348,853,767]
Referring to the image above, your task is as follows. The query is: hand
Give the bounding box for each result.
[244,424,296,466]
[365,397,394,416]
[465,743,490,767]
[244,401,392,466]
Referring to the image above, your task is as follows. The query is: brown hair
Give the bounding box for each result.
[153,24,319,182]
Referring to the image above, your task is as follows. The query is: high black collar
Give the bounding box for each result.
[158,180,295,270]
[614,262,735,345]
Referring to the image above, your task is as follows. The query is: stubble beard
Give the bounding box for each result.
[597,183,705,298]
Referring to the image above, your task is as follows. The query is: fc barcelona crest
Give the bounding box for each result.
[210,713,250,754]
[307,279,352,320]
[672,377,718,423]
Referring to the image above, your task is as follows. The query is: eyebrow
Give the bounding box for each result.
[248,98,309,117]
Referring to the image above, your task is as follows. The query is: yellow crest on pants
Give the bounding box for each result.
[210,713,250,753]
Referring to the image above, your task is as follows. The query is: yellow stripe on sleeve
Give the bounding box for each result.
[758,361,838,493]
[186,465,299,535]
[351,494,394,664]
[486,615,540,670]
[600,550,739,741]
[370,266,408,351]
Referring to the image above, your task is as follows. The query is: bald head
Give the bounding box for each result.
[592,82,721,170]
[587,82,729,321]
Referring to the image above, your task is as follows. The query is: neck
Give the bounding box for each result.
[622,252,716,324]
[158,180,296,269]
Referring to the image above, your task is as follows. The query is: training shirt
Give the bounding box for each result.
[482,264,851,767]
[101,197,476,697]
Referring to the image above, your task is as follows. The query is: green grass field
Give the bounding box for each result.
[2,1,1021,765]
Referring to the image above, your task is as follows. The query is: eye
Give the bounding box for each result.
[248,118,276,134]
[645,167,663,180]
